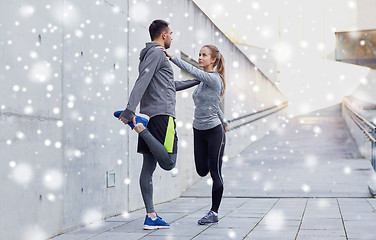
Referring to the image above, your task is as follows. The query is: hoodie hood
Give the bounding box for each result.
[139,42,162,61]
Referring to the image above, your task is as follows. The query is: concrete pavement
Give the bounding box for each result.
[51,105,376,240]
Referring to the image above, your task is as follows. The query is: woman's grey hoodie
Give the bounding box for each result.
[170,57,228,130]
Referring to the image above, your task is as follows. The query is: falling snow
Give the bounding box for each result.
[2,0,376,239]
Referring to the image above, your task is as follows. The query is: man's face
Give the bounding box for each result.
[163,28,173,49]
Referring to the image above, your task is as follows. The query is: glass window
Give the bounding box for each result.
[336,30,376,69]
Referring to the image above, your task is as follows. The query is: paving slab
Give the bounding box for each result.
[51,234,94,240]
[90,232,146,240]
[51,105,376,239]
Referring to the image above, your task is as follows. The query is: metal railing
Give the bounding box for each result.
[344,102,376,170]
[227,101,289,131]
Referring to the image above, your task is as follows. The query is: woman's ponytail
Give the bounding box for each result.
[203,45,226,100]
[216,52,225,100]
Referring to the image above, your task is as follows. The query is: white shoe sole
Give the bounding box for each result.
[138,113,150,121]
[198,221,218,225]
[143,225,170,230]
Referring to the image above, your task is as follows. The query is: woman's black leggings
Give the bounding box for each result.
[193,124,226,213]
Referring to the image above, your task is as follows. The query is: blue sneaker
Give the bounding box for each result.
[143,215,170,230]
[114,111,149,130]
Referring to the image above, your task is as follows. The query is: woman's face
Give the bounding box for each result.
[198,47,216,69]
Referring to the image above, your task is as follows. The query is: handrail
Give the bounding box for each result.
[344,102,376,131]
[227,101,288,123]
[347,110,376,143]
[228,101,289,123]
[228,102,289,131]
[344,103,376,143]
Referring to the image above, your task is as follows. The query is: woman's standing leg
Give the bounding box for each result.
[207,125,225,213]
[195,125,226,225]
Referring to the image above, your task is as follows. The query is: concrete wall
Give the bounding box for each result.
[1,1,129,239]
[235,43,278,84]
[0,0,287,239]
[343,70,376,161]
[342,97,375,159]
[342,100,364,157]
[357,0,376,30]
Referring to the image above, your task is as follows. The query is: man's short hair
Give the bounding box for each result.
[149,19,169,41]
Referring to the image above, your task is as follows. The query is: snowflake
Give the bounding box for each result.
[264,210,285,231]
[82,209,103,228]
[43,169,64,190]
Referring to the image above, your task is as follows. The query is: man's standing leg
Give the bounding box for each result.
[139,153,171,229]
[132,115,177,229]
[139,153,157,214]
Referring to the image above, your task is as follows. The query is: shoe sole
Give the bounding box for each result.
[198,221,218,225]
[113,111,149,128]
[138,113,150,121]
[143,225,170,230]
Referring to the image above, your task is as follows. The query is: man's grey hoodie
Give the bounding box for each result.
[120,42,176,121]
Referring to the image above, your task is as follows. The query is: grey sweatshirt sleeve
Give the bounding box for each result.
[175,79,200,91]
[120,50,164,122]
[216,106,229,127]
[170,57,220,89]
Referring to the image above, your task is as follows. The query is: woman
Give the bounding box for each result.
[163,45,229,225]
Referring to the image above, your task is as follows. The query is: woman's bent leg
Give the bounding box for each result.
[193,128,209,177]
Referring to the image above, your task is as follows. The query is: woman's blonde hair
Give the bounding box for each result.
[203,45,226,100]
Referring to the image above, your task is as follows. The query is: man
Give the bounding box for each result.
[119,19,198,230]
